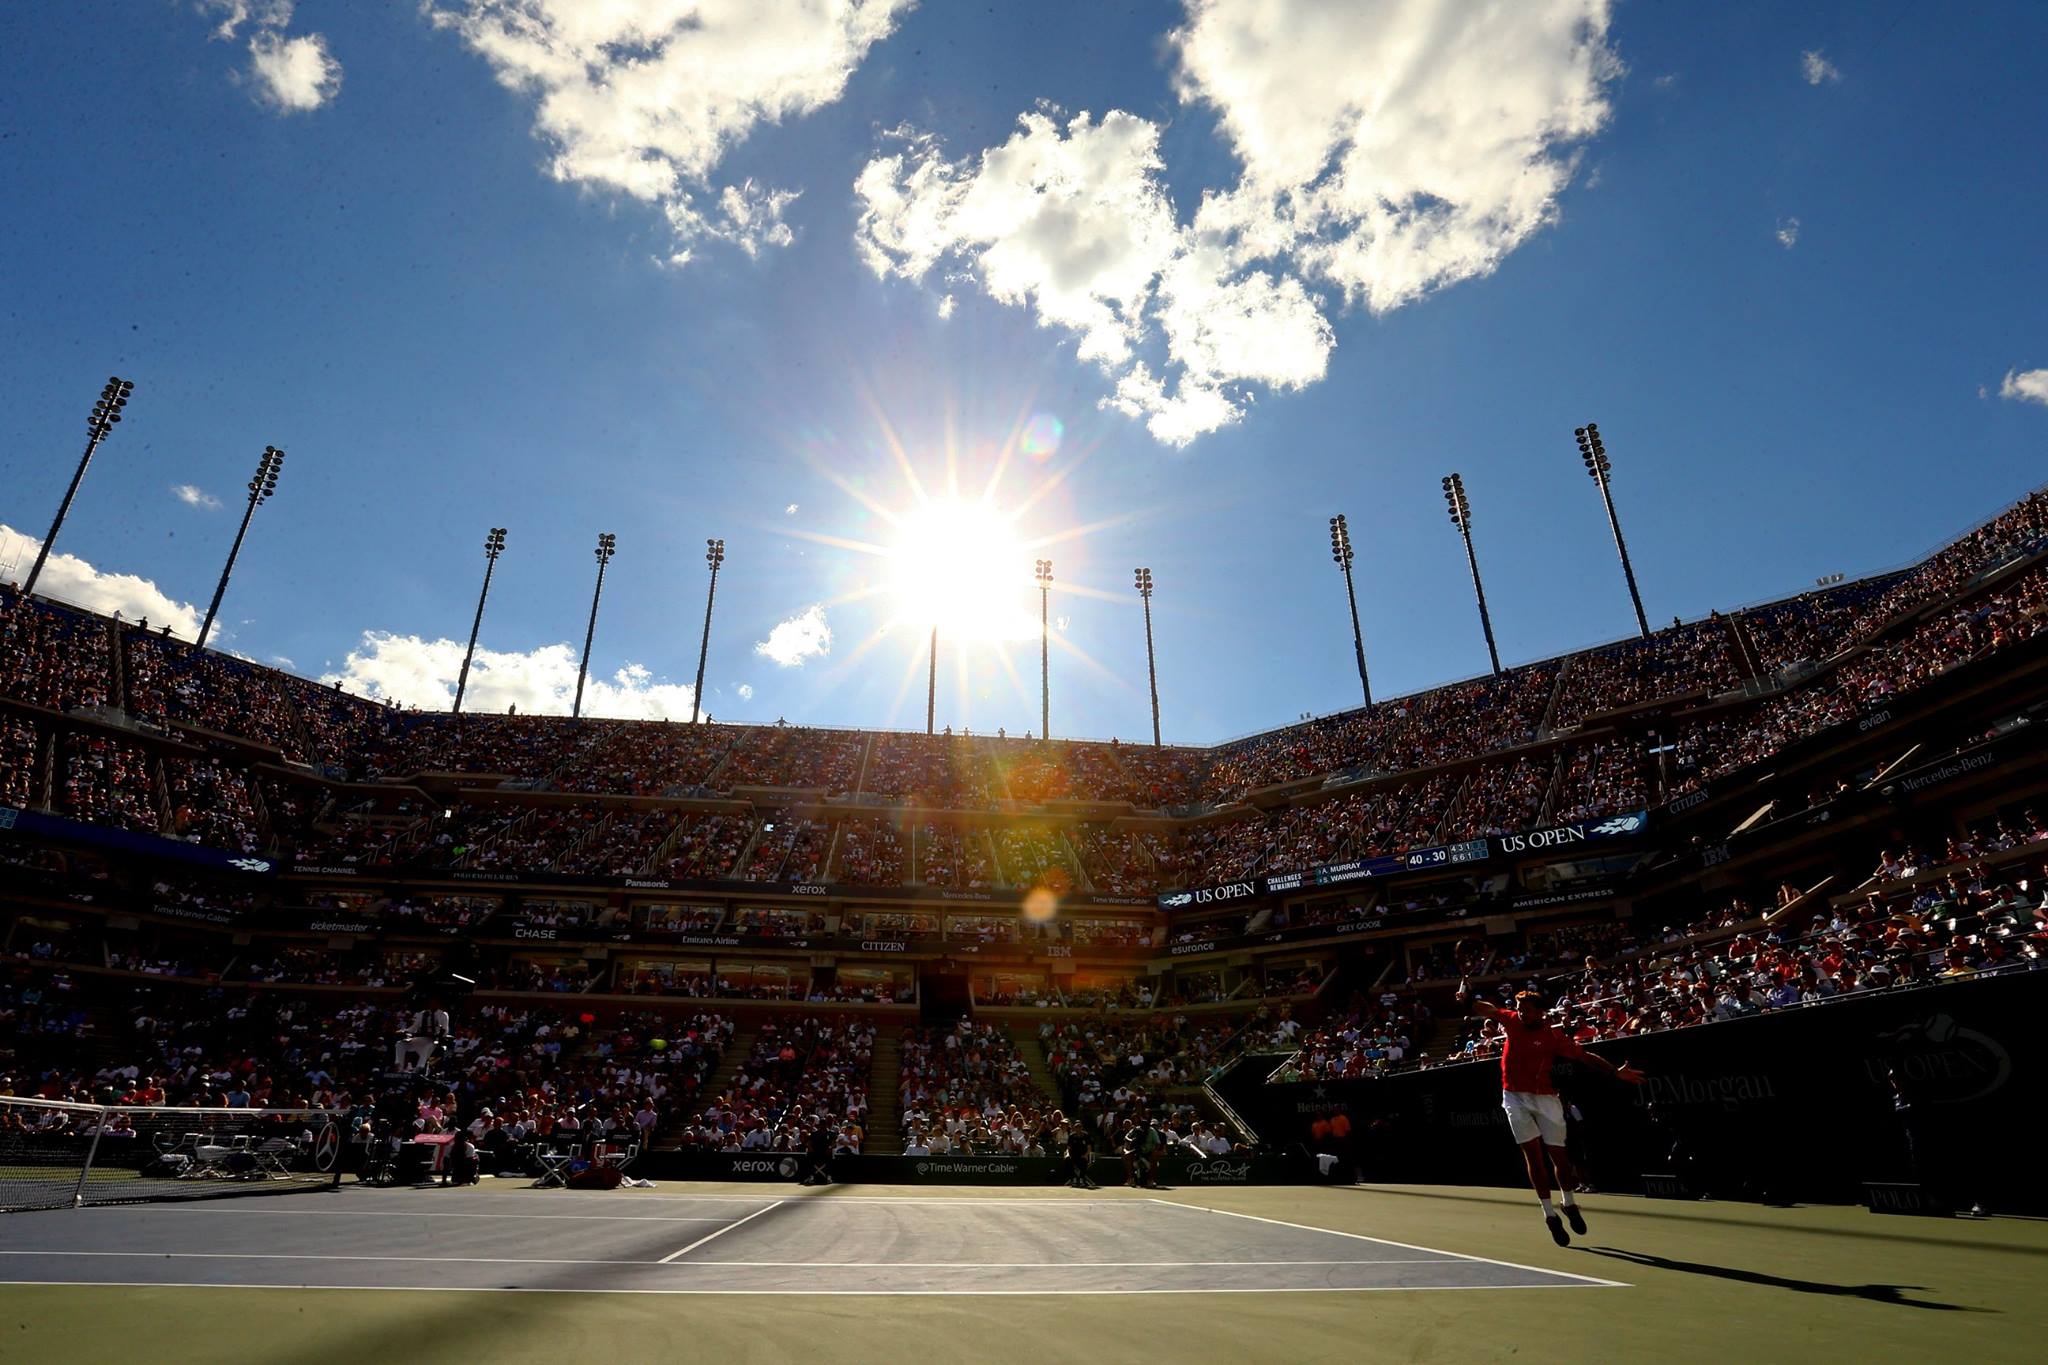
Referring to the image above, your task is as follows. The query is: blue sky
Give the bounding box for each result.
[1,1,2043,744]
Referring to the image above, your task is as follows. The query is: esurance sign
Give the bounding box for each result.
[1496,811,1647,856]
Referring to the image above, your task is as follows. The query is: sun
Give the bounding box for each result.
[887,496,1038,643]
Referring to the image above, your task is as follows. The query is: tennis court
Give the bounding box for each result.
[0,1183,1612,1294]
[5,1183,2043,1364]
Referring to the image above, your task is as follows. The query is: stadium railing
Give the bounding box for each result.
[0,1097,342,1212]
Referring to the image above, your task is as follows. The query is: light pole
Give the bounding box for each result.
[926,625,938,735]
[572,532,616,719]
[691,538,723,725]
[1442,473,1501,676]
[453,527,506,715]
[1035,558,1052,740]
[1575,422,1650,640]
[23,377,134,596]
[1329,514,1371,707]
[196,446,284,650]
[1134,567,1160,747]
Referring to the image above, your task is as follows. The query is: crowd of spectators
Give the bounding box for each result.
[1552,619,1744,729]
[6,490,2048,896]
[4,716,42,808]
[56,732,159,833]
[739,812,830,883]
[2,973,733,1161]
[675,1015,871,1155]
[1,590,109,713]
[916,824,997,889]
[834,816,907,885]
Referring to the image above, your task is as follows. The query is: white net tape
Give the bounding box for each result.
[0,1097,342,1212]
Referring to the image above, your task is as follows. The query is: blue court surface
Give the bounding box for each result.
[0,1184,1621,1296]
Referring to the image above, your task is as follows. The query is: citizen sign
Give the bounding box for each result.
[859,940,910,953]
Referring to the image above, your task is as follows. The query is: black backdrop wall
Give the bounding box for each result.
[1221,971,2043,1210]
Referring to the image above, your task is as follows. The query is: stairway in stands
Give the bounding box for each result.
[655,1022,757,1147]
[1418,1014,1468,1066]
[863,1031,903,1154]
[1009,1026,1067,1113]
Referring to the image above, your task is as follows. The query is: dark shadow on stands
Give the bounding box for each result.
[1580,1246,1983,1312]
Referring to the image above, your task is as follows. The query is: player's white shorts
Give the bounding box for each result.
[1502,1091,1567,1145]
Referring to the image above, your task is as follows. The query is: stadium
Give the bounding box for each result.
[6,479,2048,1360]
[8,3,2048,1362]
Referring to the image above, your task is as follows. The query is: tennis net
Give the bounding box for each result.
[0,1097,342,1212]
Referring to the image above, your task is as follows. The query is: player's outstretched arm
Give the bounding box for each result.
[1576,1050,1646,1084]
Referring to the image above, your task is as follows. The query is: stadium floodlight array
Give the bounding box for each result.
[0,1097,342,1213]
[1134,567,1161,746]
[1328,514,1372,707]
[693,537,724,726]
[573,531,618,720]
[1036,558,1054,741]
[197,445,286,649]
[1574,422,1651,640]
[23,376,135,597]
[454,527,508,716]
[1443,473,1502,676]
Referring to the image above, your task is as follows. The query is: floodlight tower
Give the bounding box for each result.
[1442,473,1501,676]
[1035,558,1053,740]
[197,445,285,649]
[1329,514,1372,707]
[691,538,723,725]
[1575,422,1650,640]
[23,377,134,596]
[926,626,938,736]
[572,532,617,719]
[453,528,507,715]
[1134,567,1161,747]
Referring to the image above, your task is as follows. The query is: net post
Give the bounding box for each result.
[70,1107,109,1209]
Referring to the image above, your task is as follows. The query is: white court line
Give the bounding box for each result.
[0,1251,655,1266]
[121,1208,733,1223]
[510,1193,1135,1207]
[658,1200,784,1263]
[1143,1199,1628,1288]
[695,1259,1458,1268]
[0,1278,1619,1297]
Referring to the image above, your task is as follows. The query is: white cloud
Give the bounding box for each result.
[1801,49,1841,85]
[755,605,832,667]
[2000,368,2048,407]
[198,1,341,113]
[172,484,223,510]
[431,0,913,262]
[200,0,295,41]
[248,32,343,112]
[736,682,755,700]
[857,0,1617,445]
[1776,216,1801,249]
[320,632,697,718]
[0,524,204,637]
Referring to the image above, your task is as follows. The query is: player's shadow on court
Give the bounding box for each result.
[1580,1247,1982,1312]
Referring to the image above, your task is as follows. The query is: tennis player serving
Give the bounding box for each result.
[1458,980,1645,1247]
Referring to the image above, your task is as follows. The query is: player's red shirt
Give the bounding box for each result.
[1496,1013,1586,1095]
